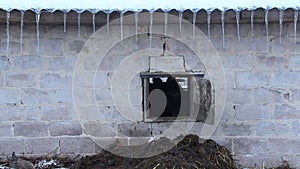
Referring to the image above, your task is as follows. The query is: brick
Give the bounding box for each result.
[0,138,24,156]
[41,73,72,88]
[100,106,131,123]
[48,25,77,39]
[117,123,151,137]
[0,105,22,121]
[213,121,255,136]
[85,54,108,71]
[49,121,82,136]
[83,122,116,137]
[270,38,289,54]
[31,39,63,56]
[184,55,206,71]
[291,121,300,135]
[92,137,128,150]
[235,105,271,120]
[291,89,300,100]
[271,71,300,87]
[5,71,38,87]
[0,123,13,137]
[236,154,293,169]
[0,88,20,104]
[293,155,300,168]
[254,88,289,104]
[222,55,252,70]
[171,40,196,56]
[274,104,300,119]
[23,106,41,121]
[187,122,205,136]
[268,138,300,155]
[224,71,235,88]
[151,122,187,138]
[253,56,288,71]
[236,71,270,88]
[73,70,95,88]
[111,89,142,107]
[65,39,85,54]
[44,89,73,105]
[0,40,21,55]
[48,56,76,71]
[252,37,270,53]
[289,55,300,71]
[21,89,73,105]
[209,137,232,151]
[72,87,95,105]
[210,37,235,52]
[14,122,48,137]
[256,121,290,136]
[262,155,294,168]
[233,138,268,155]
[0,56,10,70]
[227,89,252,104]
[76,106,104,122]
[25,138,59,154]
[41,106,75,121]
[234,155,254,168]
[12,55,42,70]
[220,103,236,120]
[149,56,185,72]
[60,137,95,154]
[128,137,152,146]
[95,71,112,89]
[234,37,254,53]
[0,72,4,87]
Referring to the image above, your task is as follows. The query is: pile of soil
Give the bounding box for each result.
[72,134,236,169]
[0,134,295,169]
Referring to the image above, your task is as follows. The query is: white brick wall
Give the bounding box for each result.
[0,10,299,168]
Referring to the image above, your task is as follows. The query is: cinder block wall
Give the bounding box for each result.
[0,9,300,168]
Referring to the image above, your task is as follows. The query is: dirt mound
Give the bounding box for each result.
[72,134,237,169]
[1,134,295,169]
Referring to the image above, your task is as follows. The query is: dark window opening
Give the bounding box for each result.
[140,72,211,122]
[148,76,189,118]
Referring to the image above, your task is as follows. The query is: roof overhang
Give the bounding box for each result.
[1,0,300,12]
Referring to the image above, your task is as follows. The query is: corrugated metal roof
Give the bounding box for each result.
[0,0,299,12]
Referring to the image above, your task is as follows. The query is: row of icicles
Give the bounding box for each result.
[3,9,300,54]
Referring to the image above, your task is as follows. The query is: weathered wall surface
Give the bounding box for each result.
[0,9,300,168]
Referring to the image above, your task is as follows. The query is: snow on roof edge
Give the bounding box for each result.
[0,0,299,12]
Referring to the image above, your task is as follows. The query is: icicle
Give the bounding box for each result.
[120,12,124,44]
[92,13,96,34]
[192,11,196,40]
[251,10,254,37]
[63,12,67,33]
[106,13,110,36]
[207,11,211,41]
[178,11,183,39]
[279,10,284,44]
[20,11,24,53]
[164,12,168,37]
[235,10,240,41]
[294,10,298,43]
[149,11,153,51]
[6,11,10,55]
[265,9,269,41]
[77,13,81,37]
[221,11,225,48]
[36,11,40,53]
[135,12,138,41]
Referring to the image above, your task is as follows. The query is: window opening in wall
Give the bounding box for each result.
[141,72,212,123]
